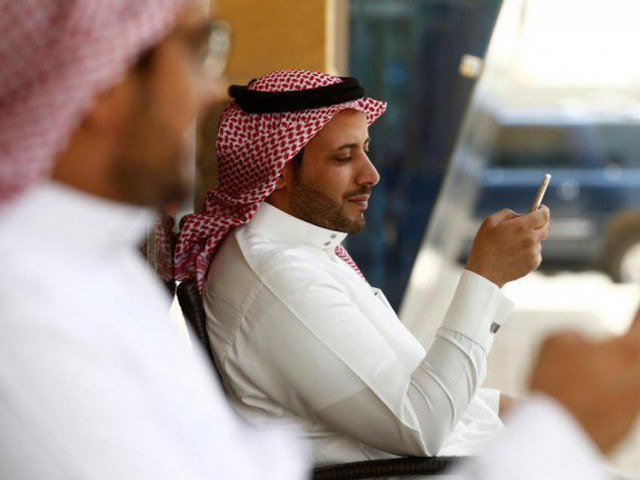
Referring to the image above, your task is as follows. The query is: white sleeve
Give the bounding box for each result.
[0,313,308,480]
[451,395,610,480]
[405,271,513,452]
[442,270,514,351]
[246,266,512,456]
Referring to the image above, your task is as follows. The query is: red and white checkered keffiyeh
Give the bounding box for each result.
[0,0,187,204]
[174,69,387,292]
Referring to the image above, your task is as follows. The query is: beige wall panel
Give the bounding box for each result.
[219,0,330,81]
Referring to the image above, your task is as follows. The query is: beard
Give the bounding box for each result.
[289,177,369,234]
[111,91,191,208]
[111,138,189,207]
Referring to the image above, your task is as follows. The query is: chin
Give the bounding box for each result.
[139,172,189,207]
[351,222,366,234]
[160,155,191,204]
[162,177,190,205]
[345,217,366,234]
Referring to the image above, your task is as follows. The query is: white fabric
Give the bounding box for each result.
[451,395,610,480]
[205,201,514,465]
[0,182,307,480]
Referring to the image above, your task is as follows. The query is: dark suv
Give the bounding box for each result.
[470,116,640,281]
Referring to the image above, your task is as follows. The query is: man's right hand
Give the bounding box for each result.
[529,310,640,453]
[465,206,551,288]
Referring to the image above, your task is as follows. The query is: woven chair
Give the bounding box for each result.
[176,279,462,479]
[176,279,225,390]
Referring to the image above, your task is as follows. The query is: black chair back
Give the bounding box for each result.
[176,279,225,390]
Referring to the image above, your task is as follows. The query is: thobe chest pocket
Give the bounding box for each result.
[371,287,394,313]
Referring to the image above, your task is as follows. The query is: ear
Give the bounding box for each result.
[273,161,295,191]
[273,175,286,191]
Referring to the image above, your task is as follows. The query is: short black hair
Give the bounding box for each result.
[289,148,304,174]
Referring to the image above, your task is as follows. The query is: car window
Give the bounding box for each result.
[489,125,592,168]
[489,123,640,169]
[595,124,640,167]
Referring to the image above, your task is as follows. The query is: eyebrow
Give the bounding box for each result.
[334,138,370,151]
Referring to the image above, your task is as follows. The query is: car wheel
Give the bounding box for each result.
[606,229,640,283]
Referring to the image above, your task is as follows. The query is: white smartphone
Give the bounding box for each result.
[530,174,551,212]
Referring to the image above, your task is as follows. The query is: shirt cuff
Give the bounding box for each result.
[476,388,501,416]
[453,394,608,480]
[440,270,514,352]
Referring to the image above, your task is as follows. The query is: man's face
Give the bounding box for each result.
[288,110,380,234]
[112,2,223,206]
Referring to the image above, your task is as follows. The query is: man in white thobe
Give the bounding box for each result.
[175,69,552,464]
[0,2,306,479]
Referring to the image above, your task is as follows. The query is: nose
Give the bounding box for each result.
[356,153,380,187]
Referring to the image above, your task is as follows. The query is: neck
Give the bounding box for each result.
[265,192,296,217]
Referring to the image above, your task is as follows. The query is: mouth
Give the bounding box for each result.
[347,194,370,210]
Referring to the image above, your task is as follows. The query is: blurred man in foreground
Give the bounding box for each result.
[0,1,306,478]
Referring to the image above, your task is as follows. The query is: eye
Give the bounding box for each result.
[335,156,352,163]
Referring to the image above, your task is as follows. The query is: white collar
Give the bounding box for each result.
[1,180,155,254]
[247,202,348,251]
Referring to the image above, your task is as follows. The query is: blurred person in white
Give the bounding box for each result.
[0,1,307,479]
[175,69,551,465]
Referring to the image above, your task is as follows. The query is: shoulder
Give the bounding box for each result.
[238,224,327,271]
[208,224,333,290]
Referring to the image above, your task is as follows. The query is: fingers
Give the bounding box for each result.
[486,208,520,226]
[535,221,552,242]
[543,330,589,350]
[522,205,551,229]
[533,331,640,453]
